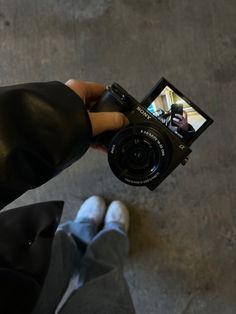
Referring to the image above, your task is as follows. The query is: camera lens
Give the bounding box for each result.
[108,124,169,186]
[120,139,157,172]
[129,146,148,168]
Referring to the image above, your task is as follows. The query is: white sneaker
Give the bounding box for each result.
[104,200,130,233]
[75,196,106,226]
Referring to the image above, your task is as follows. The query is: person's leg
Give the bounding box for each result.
[58,195,106,247]
[80,201,130,281]
[59,201,135,314]
[32,230,80,314]
[32,196,106,314]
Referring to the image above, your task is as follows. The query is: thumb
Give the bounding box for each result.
[88,112,129,136]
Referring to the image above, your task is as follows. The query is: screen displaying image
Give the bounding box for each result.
[147,86,206,143]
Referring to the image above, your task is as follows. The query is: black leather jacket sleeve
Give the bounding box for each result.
[0,81,92,209]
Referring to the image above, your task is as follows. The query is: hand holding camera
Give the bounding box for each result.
[65,79,128,137]
[89,78,213,191]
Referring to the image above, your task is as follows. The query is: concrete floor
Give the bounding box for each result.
[1,0,236,313]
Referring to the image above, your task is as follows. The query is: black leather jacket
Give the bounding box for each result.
[0,81,92,314]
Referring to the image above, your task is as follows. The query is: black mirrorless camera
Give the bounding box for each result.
[91,78,213,191]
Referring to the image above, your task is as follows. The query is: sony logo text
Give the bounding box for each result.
[136,106,151,120]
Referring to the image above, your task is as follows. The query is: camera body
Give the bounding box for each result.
[91,82,192,191]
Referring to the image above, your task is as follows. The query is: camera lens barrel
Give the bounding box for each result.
[108,123,170,186]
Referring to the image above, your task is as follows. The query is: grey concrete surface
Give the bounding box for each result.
[1,0,236,313]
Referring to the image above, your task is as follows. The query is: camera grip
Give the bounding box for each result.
[90,83,137,149]
[90,88,122,149]
[91,90,122,113]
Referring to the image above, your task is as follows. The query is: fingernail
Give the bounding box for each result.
[124,116,129,126]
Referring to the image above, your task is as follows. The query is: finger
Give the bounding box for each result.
[88,112,129,136]
[175,114,183,119]
[90,144,108,154]
[173,121,181,127]
[173,117,180,122]
[183,111,187,119]
[84,81,106,102]
[65,79,86,102]
[65,79,105,103]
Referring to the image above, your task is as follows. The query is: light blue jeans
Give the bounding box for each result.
[32,219,135,314]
